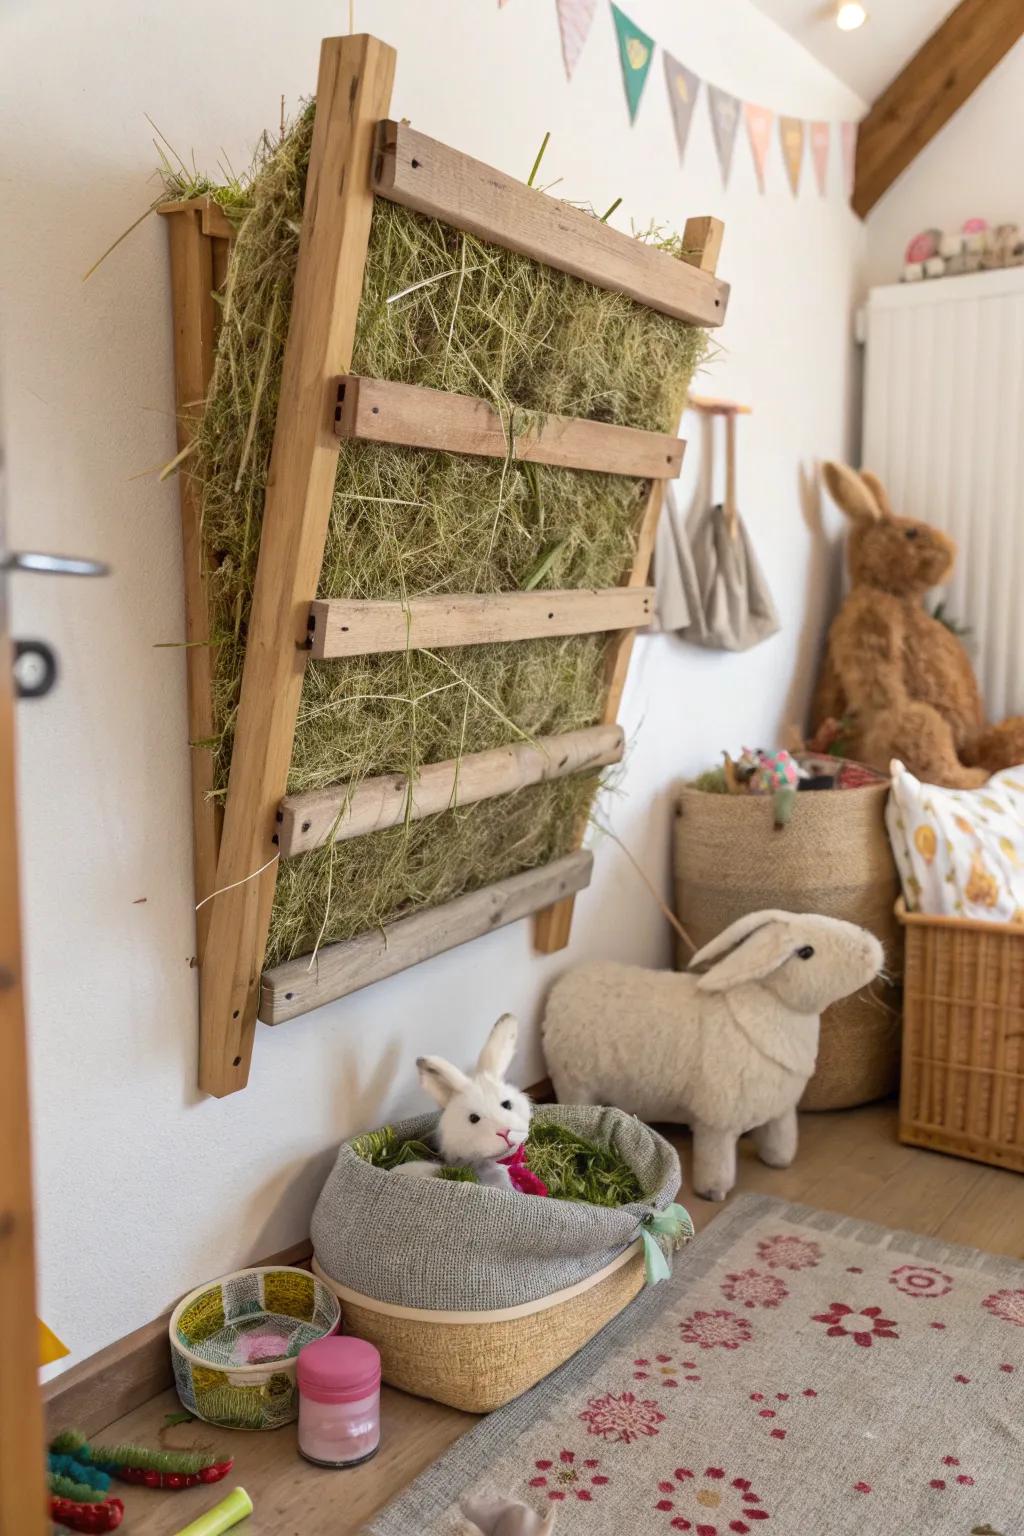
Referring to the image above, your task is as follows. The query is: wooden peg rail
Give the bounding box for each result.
[159,31,730,1094]
[335,375,685,478]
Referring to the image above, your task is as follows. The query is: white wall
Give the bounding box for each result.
[864,39,1024,289]
[1,0,865,1368]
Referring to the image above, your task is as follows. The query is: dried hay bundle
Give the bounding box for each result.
[174,107,706,964]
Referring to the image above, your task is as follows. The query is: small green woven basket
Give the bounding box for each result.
[169,1266,340,1431]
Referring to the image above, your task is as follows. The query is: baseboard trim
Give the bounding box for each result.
[43,1238,313,1436]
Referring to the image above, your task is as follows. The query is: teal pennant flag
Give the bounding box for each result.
[610,2,655,124]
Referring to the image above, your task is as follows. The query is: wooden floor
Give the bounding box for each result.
[101,1103,1022,1536]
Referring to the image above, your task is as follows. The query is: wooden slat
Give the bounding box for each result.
[309,586,653,660]
[534,480,665,954]
[259,851,593,1023]
[373,122,729,328]
[853,0,1024,218]
[681,215,724,274]
[279,723,624,855]
[197,34,396,1097]
[159,196,239,242]
[334,375,685,478]
[0,630,47,1534]
[161,206,223,959]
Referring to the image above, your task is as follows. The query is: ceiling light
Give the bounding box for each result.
[835,2,867,29]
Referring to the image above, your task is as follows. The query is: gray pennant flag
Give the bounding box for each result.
[663,52,701,165]
[707,83,741,186]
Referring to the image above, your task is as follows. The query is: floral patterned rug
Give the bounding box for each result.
[364,1195,1024,1536]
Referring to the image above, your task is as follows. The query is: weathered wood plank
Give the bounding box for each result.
[161,207,223,960]
[278,723,624,855]
[197,34,396,1097]
[0,633,47,1534]
[373,122,729,328]
[533,480,665,954]
[853,0,1024,218]
[334,375,685,478]
[310,586,653,660]
[260,851,593,1023]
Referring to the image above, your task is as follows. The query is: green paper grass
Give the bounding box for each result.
[355,1120,646,1206]
[166,104,707,964]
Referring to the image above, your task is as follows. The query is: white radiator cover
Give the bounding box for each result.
[862,267,1024,722]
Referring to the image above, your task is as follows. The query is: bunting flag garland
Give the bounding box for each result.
[779,115,805,197]
[663,52,701,164]
[555,0,598,80]
[610,3,655,123]
[494,1,861,205]
[841,120,858,200]
[810,121,830,196]
[707,84,741,187]
[744,103,774,194]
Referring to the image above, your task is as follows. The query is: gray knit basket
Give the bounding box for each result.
[311,1104,680,1313]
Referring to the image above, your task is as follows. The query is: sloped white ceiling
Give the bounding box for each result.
[751,0,958,103]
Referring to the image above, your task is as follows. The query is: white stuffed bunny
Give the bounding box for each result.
[397,1014,534,1190]
[543,911,882,1202]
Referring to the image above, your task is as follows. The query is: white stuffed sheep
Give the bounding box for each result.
[542,910,882,1201]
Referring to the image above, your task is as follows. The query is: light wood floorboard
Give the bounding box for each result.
[93,1103,1022,1535]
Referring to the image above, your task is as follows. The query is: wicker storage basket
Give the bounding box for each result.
[897,901,1024,1172]
[311,1105,681,1412]
[674,782,901,1110]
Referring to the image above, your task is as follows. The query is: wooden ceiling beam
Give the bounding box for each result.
[853,0,1024,219]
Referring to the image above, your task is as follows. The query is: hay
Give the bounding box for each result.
[175,105,707,965]
[353,1121,647,1206]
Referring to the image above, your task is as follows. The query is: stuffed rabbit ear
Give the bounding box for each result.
[857,468,894,519]
[476,1012,518,1078]
[460,1493,557,1535]
[822,460,882,523]
[689,910,796,993]
[417,1054,471,1106]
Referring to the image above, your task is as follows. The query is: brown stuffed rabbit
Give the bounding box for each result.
[813,462,1024,788]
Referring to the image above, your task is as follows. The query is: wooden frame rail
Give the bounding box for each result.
[158,32,729,1093]
[278,723,624,856]
[335,375,685,478]
[308,586,653,660]
[373,122,729,328]
[259,851,593,1023]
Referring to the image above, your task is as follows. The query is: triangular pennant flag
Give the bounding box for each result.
[556,0,598,79]
[663,52,701,164]
[841,120,858,201]
[744,103,774,194]
[610,3,655,123]
[707,84,741,187]
[779,116,806,196]
[810,121,830,196]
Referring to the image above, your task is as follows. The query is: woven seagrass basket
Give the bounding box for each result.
[674,781,902,1110]
[898,901,1024,1173]
[313,1241,645,1413]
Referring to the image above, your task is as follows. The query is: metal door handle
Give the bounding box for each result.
[1,551,109,577]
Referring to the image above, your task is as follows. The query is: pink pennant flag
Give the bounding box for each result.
[779,116,806,197]
[555,0,598,78]
[841,121,858,201]
[810,122,830,197]
[744,103,774,194]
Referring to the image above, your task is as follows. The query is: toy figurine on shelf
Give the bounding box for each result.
[902,218,1024,282]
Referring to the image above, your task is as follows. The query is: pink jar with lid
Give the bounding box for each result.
[296,1336,381,1467]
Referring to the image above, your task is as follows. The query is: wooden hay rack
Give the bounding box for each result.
[160,33,730,1097]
